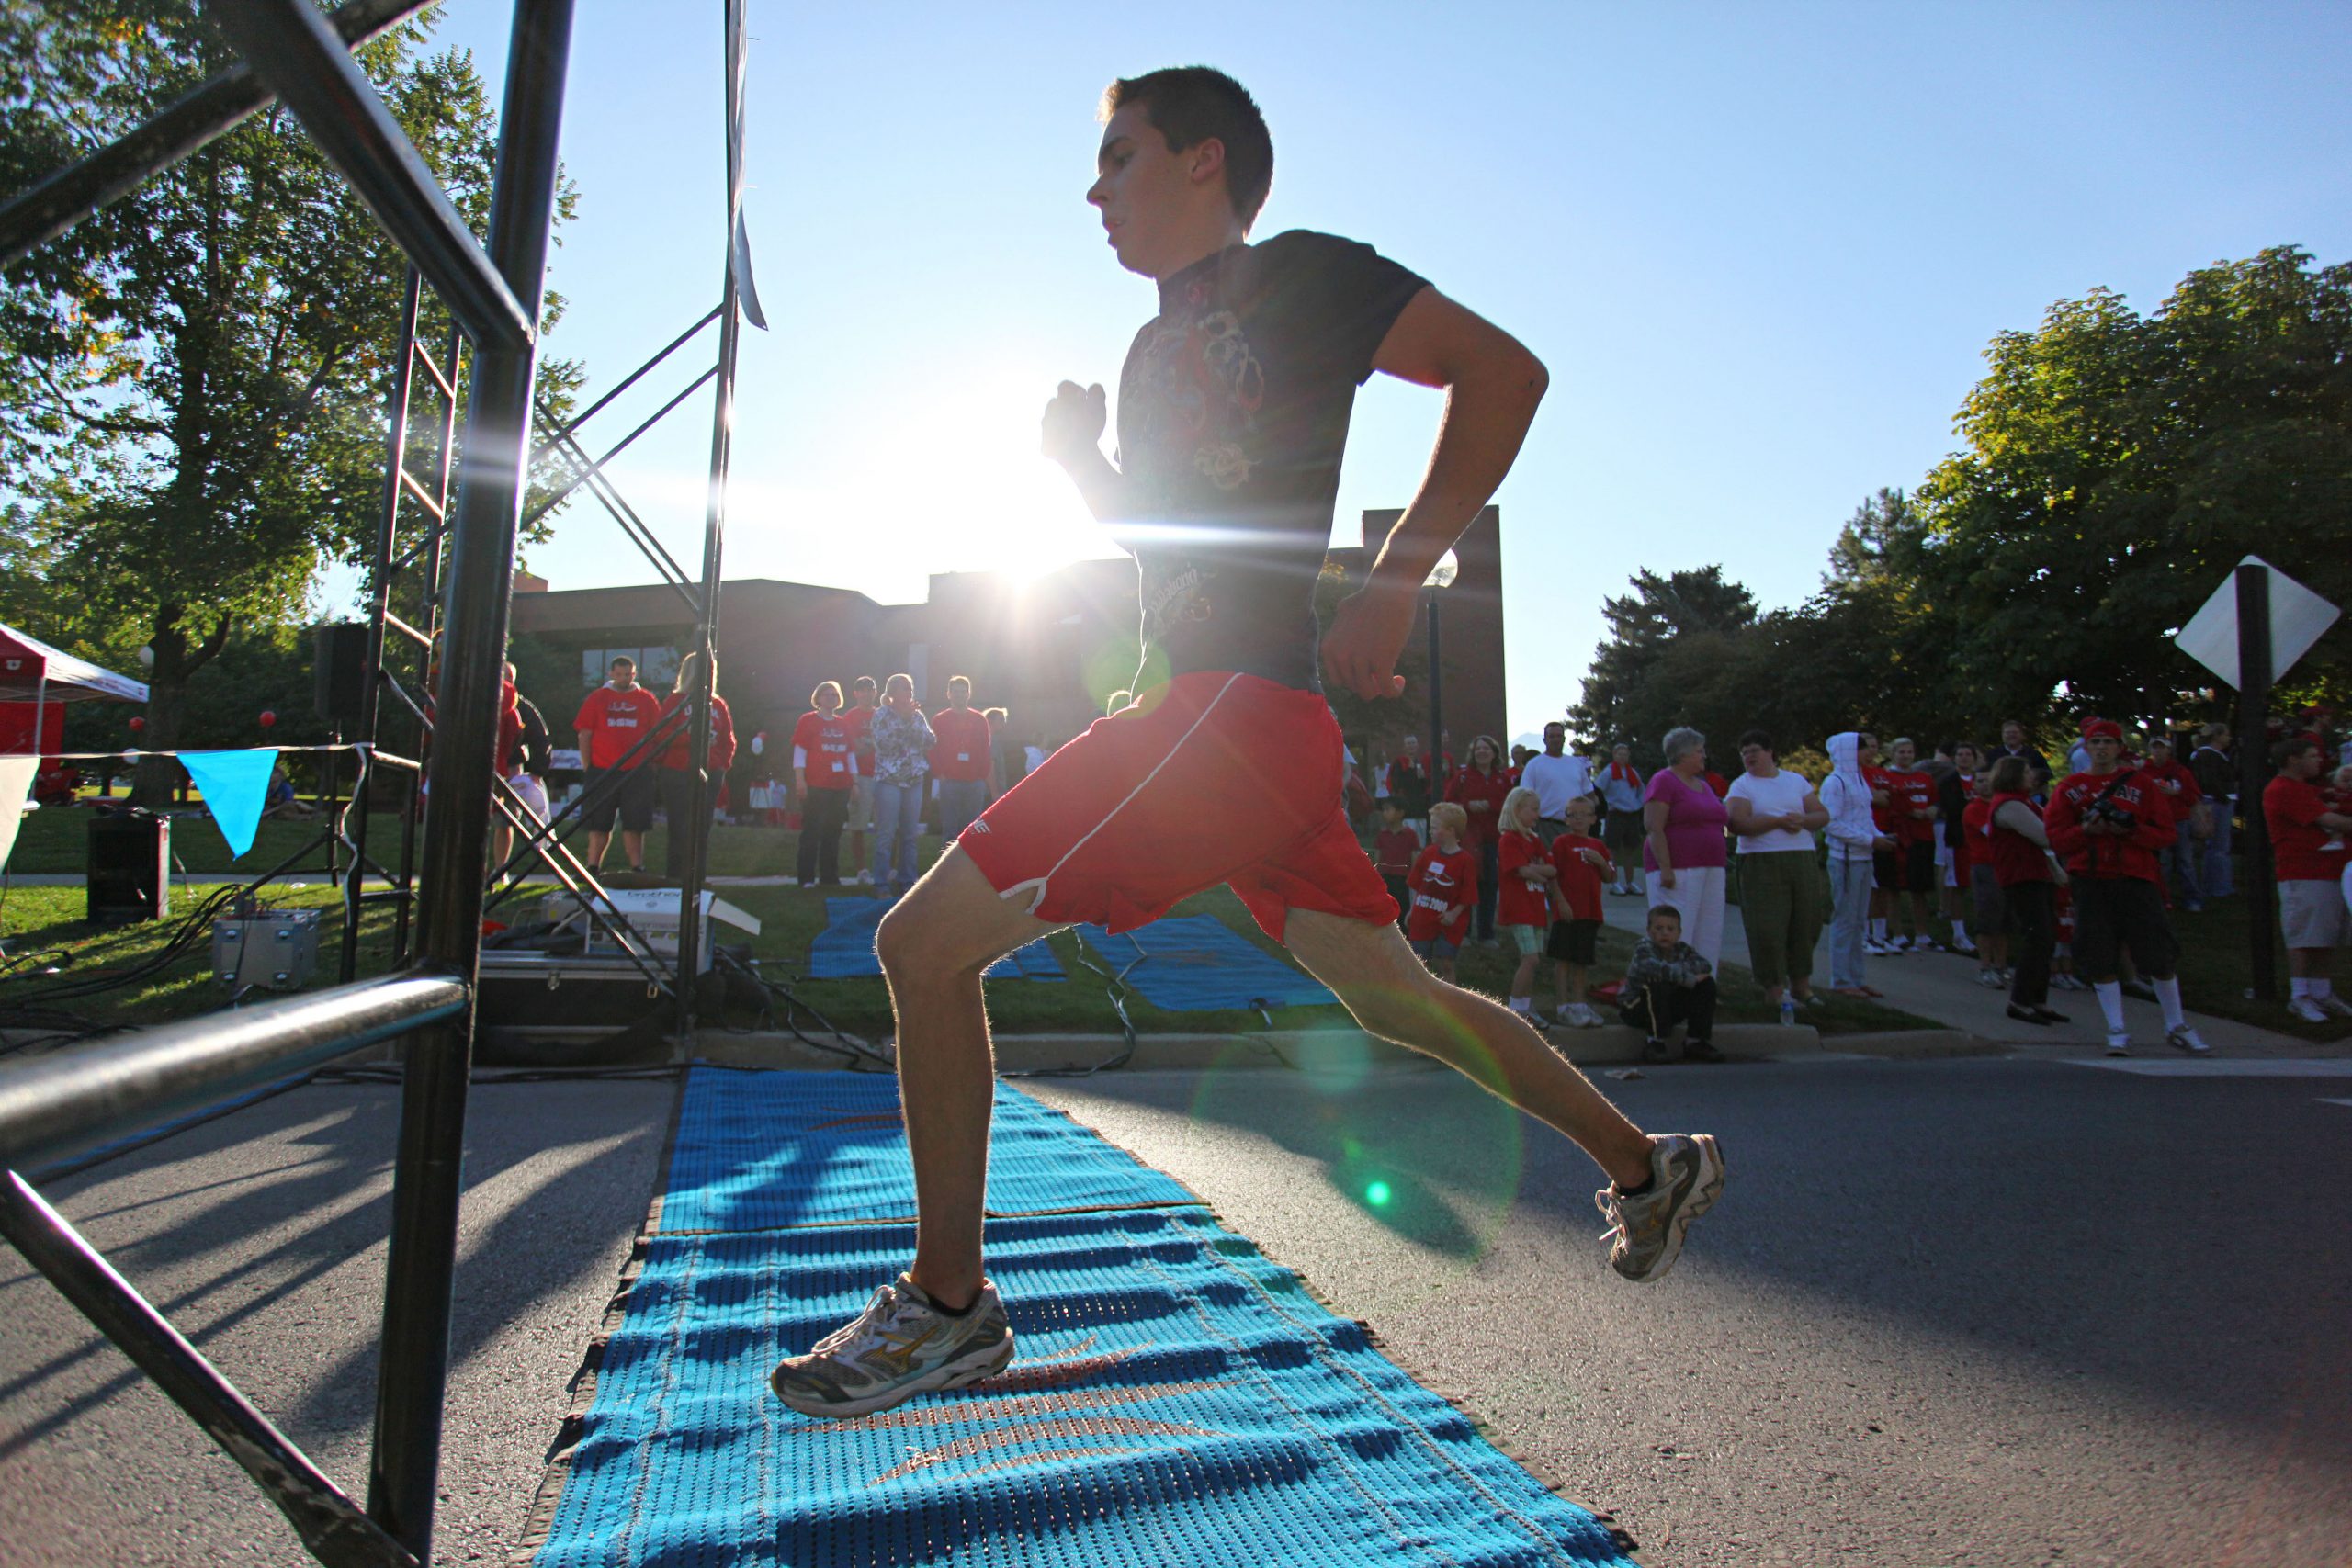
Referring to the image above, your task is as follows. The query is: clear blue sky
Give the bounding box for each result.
[408,0,2352,741]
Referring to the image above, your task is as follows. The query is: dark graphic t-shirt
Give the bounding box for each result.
[1115,231,1429,691]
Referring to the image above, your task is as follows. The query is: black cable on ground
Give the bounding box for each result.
[719,949,893,1070]
[1001,940,1139,1079]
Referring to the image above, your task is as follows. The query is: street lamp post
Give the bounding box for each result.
[1423,550,1458,795]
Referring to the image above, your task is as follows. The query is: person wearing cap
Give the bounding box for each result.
[2043,719,2210,1055]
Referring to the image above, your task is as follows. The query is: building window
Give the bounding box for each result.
[579,646,681,690]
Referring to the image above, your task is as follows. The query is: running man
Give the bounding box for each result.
[769,66,1724,1420]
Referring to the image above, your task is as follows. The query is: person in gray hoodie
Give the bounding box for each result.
[1820,731,1897,995]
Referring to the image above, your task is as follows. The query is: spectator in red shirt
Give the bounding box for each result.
[928,675,993,840]
[655,651,738,877]
[573,655,665,874]
[842,675,880,886]
[792,680,860,887]
[1544,795,1613,1027]
[2141,737,2206,911]
[1498,786,1560,1025]
[1403,801,1476,981]
[2045,719,2207,1055]
[1372,796,1421,928]
[1443,734,1513,944]
[2265,736,2352,1023]
[1859,735,1900,951]
[1873,739,1941,952]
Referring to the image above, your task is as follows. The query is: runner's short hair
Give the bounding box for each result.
[1429,801,1467,835]
[1102,67,1273,227]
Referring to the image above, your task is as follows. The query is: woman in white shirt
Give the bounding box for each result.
[1724,728,1831,1025]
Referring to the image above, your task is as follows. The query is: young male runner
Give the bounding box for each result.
[770,65,1724,1420]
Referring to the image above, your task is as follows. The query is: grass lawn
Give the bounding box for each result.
[2165,892,2352,1043]
[5,807,1935,1041]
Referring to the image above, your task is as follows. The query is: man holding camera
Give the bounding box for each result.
[2043,718,2211,1056]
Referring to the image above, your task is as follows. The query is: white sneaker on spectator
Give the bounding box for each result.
[2105,1029,2132,1056]
[1976,967,2005,989]
[2288,996,2330,1024]
[2165,1024,2212,1055]
[1915,936,1946,953]
[856,869,875,886]
[1950,934,1978,955]
[1863,938,1890,956]
[2317,994,2352,1020]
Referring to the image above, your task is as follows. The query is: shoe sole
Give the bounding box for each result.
[1620,1134,1725,1284]
[770,1331,1015,1419]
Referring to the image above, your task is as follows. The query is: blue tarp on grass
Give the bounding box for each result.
[808,896,1065,982]
[531,1067,1634,1568]
[1079,915,1339,1012]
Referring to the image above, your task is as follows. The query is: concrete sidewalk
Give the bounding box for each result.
[1595,877,2344,1058]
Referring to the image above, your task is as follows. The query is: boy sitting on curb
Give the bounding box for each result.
[1621,904,1723,1064]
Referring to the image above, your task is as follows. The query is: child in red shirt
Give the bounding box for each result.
[1498,786,1558,1026]
[1545,795,1613,1027]
[1372,796,1422,931]
[1404,802,1477,981]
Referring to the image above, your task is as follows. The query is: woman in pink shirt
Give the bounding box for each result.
[1643,726,1733,964]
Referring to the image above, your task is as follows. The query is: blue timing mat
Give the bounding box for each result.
[656,1067,1196,1234]
[1079,915,1338,1011]
[808,897,1065,982]
[529,1067,1634,1567]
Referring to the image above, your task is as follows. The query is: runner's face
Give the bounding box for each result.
[1090,104,1206,278]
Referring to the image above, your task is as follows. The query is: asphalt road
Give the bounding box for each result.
[3,1053,2346,1567]
[1029,1054,2352,1568]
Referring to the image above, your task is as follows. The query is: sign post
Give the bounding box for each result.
[2234,564,2277,1003]
[2177,557,2340,1007]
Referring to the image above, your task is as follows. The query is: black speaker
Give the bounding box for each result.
[87,809,169,925]
[312,622,370,733]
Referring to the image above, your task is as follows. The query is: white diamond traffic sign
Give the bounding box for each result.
[2174,557,2339,691]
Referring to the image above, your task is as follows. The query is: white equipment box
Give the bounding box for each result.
[211,908,323,992]
[539,888,761,973]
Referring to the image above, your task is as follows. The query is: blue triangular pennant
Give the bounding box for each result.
[181,749,278,858]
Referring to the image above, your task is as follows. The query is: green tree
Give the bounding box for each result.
[0,4,580,805]
[1913,247,2352,720]
[1568,565,1758,761]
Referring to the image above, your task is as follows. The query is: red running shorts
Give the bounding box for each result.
[956,671,1397,939]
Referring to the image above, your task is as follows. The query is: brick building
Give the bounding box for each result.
[508,506,1507,789]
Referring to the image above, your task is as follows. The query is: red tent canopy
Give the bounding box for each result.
[0,624,148,705]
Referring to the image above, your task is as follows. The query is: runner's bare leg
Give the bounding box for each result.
[1283,907,1655,1189]
[875,847,1061,1310]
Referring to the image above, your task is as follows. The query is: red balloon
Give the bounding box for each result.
[258,709,277,728]
[128,716,145,733]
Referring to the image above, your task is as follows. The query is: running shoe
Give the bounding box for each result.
[2317,994,2352,1020]
[1976,967,2005,989]
[770,1275,1014,1419]
[1863,938,1891,957]
[1914,936,1946,953]
[2105,1029,2132,1056]
[2165,1024,2211,1055]
[1596,1133,1725,1283]
[2287,996,2329,1024]
[1575,1002,1606,1029]
[855,869,875,886]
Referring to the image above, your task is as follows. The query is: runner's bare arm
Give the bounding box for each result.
[1322,290,1548,700]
